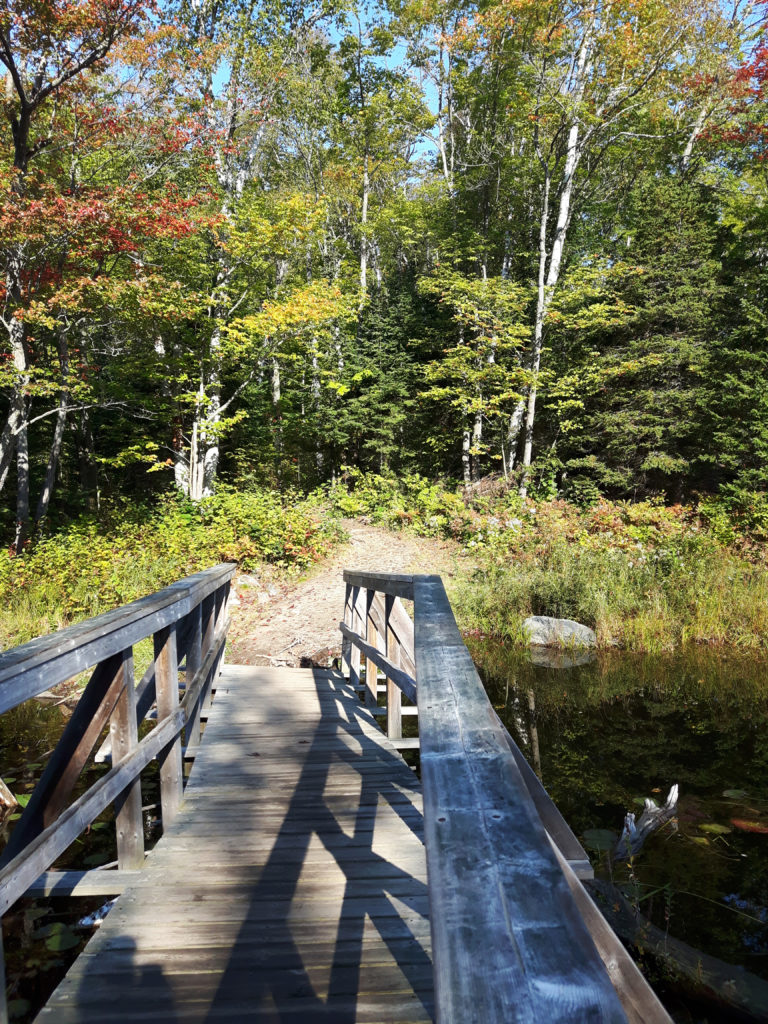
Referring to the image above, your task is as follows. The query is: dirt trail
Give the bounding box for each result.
[227,520,460,667]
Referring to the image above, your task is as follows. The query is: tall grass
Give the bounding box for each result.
[0,488,344,651]
[452,537,768,652]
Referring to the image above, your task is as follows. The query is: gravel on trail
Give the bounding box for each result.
[226,520,460,668]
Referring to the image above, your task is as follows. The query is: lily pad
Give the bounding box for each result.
[731,818,768,834]
[42,923,80,952]
[583,828,616,852]
[699,823,732,835]
[723,789,749,800]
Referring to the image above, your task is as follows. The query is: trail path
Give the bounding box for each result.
[227,520,460,667]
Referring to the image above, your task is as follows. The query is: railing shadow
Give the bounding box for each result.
[202,669,433,1022]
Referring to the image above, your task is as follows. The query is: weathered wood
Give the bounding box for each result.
[39,667,432,1023]
[500,720,592,879]
[349,586,363,690]
[343,570,414,601]
[364,590,379,711]
[183,601,204,748]
[0,710,183,917]
[0,654,128,866]
[338,623,417,703]
[386,596,403,742]
[200,593,216,713]
[367,592,416,678]
[180,626,227,724]
[154,624,183,828]
[0,564,235,711]
[414,575,627,1024]
[549,842,670,1024]
[110,649,144,871]
[24,870,139,898]
[341,582,353,679]
[94,610,197,765]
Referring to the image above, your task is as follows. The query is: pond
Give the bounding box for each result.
[468,639,768,1021]
[0,697,163,1022]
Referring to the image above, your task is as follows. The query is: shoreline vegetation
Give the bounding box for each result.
[3,472,768,656]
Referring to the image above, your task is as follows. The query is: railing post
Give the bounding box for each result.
[349,586,362,691]
[364,589,378,711]
[155,623,183,827]
[341,583,352,679]
[111,648,144,871]
[200,593,216,712]
[385,594,402,741]
[185,603,203,751]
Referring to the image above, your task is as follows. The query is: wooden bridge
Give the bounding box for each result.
[0,565,670,1023]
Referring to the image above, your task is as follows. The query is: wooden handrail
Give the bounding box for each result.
[0,564,235,899]
[340,569,670,1023]
[0,562,234,712]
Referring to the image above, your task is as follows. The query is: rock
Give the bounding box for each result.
[523,616,597,648]
[237,574,261,588]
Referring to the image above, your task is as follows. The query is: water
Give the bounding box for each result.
[468,639,768,1016]
[0,698,162,1022]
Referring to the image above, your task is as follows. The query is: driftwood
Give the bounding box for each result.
[0,778,17,813]
[614,784,678,860]
[587,878,768,1022]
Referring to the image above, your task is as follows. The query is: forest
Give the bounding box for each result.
[2,0,768,648]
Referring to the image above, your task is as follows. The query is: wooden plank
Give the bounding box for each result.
[94,609,194,763]
[0,653,127,866]
[413,575,627,1024]
[339,623,417,703]
[0,564,235,711]
[179,626,227,724]
[364,590,379,711]
[183,602,203,750]
[386,595,403,742]
[501,720,593,879]
[154,624,183,828]
[111,650,144,871]
[0,710,183,917]
[342,571,414,600]
[38,666,431,1023]
[369,592,415,678]
[24,870,140,898]
[548,841,671,1024]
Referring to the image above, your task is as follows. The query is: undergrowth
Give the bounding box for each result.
[0,487,344,649]
[323,470,768,652]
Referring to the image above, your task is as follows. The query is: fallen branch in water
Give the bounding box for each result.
[614,784,678,860]
[587,878,768,1022]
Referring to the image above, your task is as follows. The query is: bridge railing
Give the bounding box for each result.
[0,562,235,925]
[340,570,670,1024]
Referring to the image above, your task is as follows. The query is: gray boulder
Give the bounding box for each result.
[523,615,597,648]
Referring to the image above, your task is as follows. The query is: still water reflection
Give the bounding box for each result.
[468,641,768,984]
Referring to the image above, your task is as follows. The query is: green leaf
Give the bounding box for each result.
[699,823,732,835]
[16,793,31,807]
[722,789,748,800]
[43,924,80,952]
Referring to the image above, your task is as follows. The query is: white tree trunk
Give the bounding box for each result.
[519,24,593,498]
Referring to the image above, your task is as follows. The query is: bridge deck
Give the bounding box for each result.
[37,666,433,1023]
